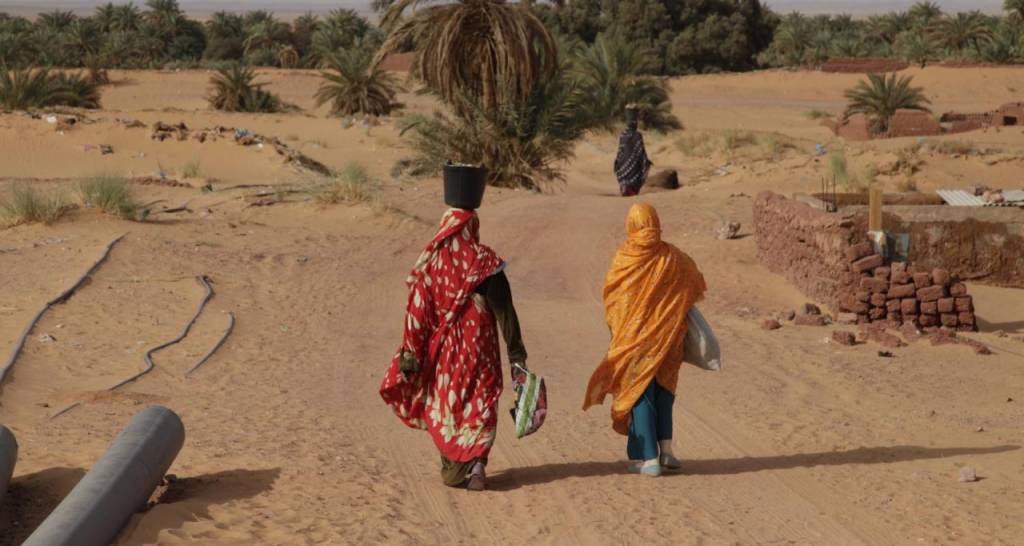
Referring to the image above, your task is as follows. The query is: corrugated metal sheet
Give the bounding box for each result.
[937,189,1024,207]
[936,190,985,207]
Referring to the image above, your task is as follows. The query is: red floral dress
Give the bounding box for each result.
[380,209,504,463]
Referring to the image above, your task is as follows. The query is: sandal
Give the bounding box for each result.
[466,462,487,491]
[660,453,683,471]
[627,461,662,477]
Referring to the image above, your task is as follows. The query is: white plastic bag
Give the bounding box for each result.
[683,306,721,371]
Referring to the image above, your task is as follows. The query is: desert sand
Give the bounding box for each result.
[1,66,1023,545]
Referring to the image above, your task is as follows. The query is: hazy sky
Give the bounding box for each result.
[0,0,1009,17]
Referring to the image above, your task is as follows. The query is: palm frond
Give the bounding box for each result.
[314,45,402,116]
[376,0,556,112]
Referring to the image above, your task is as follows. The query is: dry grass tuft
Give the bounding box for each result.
[675,130,797,159]
[895,176,919,192]
[803,109,832,120]
[312,162,379,205]
[931,140,980,156]
[0,184,73,227]
[181,160,202,179]
[79,175,139,220]
[828,150,870,192]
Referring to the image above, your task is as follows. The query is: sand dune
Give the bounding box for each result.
[0,66,1022,545]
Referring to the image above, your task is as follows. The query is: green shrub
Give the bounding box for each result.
[0,184,72,226]
[207,63,280,113]
[313,162,378,205]
[181,160,201,178]
[315,44,401,117]
[828,150,868,191]
[573,35,680,132]
[803,109,832,120]
[0,67,101,111]
[79,175,138,219]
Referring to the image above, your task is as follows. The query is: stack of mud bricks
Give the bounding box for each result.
[840,242,978,332]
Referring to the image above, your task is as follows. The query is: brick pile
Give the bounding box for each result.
[839,242,978,332]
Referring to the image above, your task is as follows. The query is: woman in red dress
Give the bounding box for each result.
[380,208,527,491]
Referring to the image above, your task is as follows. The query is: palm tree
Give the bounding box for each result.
[766,12,815,66]
[112,3,143,32]
[204,11,245,60]
[63,19,101,60]
[894,30,935,68]
[929,12,993,55]
[315,46,401,116]
[145,0,184,37]
[101,30,143,67]
[0,67,100,110]
[376,0,556,113]
[50,72,101,108]
[36,10,77,32]
[0,68,65,110]
[909,1,943,28]
[1006,0,1024,21]
[0,31,33,68]
[83,53,111,85]
[574,35,679,131]
[95,3,119,32]
[207,63,279,113]
[242,13,290,56]
[310,13,375,67]
[843,73,931,135]
[291,12,320,61]
[830,34,870,58]
[400,52,589,190]
[973,23,1023,63]
[866,12,908,45]
[372,0,397,13]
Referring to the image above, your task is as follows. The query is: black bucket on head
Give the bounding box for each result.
[443,163,487,210]
[625,106,639,125]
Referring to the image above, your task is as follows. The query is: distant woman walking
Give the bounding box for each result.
[380,166,528,491]
[583,203,706,476]
[614,106,653,196]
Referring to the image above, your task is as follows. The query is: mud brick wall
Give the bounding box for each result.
[886,110,942,138]
[838,244,978,332]
[844,206,1024,289]
[755,193,987,331]
[754,192,863,310]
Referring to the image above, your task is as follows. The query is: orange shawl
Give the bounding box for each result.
[583,203,707,435]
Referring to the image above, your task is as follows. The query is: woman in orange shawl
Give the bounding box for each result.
[583,203,706,476]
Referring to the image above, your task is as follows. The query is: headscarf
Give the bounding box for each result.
[614,123,653,192]
[397,208,502,373]
[583,203,707,435]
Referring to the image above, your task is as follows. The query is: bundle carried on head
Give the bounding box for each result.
[443,162,487,210]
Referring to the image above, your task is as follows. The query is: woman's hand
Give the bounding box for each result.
[399,351,420,376]
[510,362,528,388]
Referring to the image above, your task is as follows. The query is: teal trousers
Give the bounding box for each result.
[627,380,674,461]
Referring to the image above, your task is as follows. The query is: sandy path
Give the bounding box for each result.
[1,67,1022,545]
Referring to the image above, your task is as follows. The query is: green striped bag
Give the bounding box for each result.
[509,363,547,439]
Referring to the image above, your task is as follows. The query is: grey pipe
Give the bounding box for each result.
[23,406,185,546]
[0,424,16,500]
